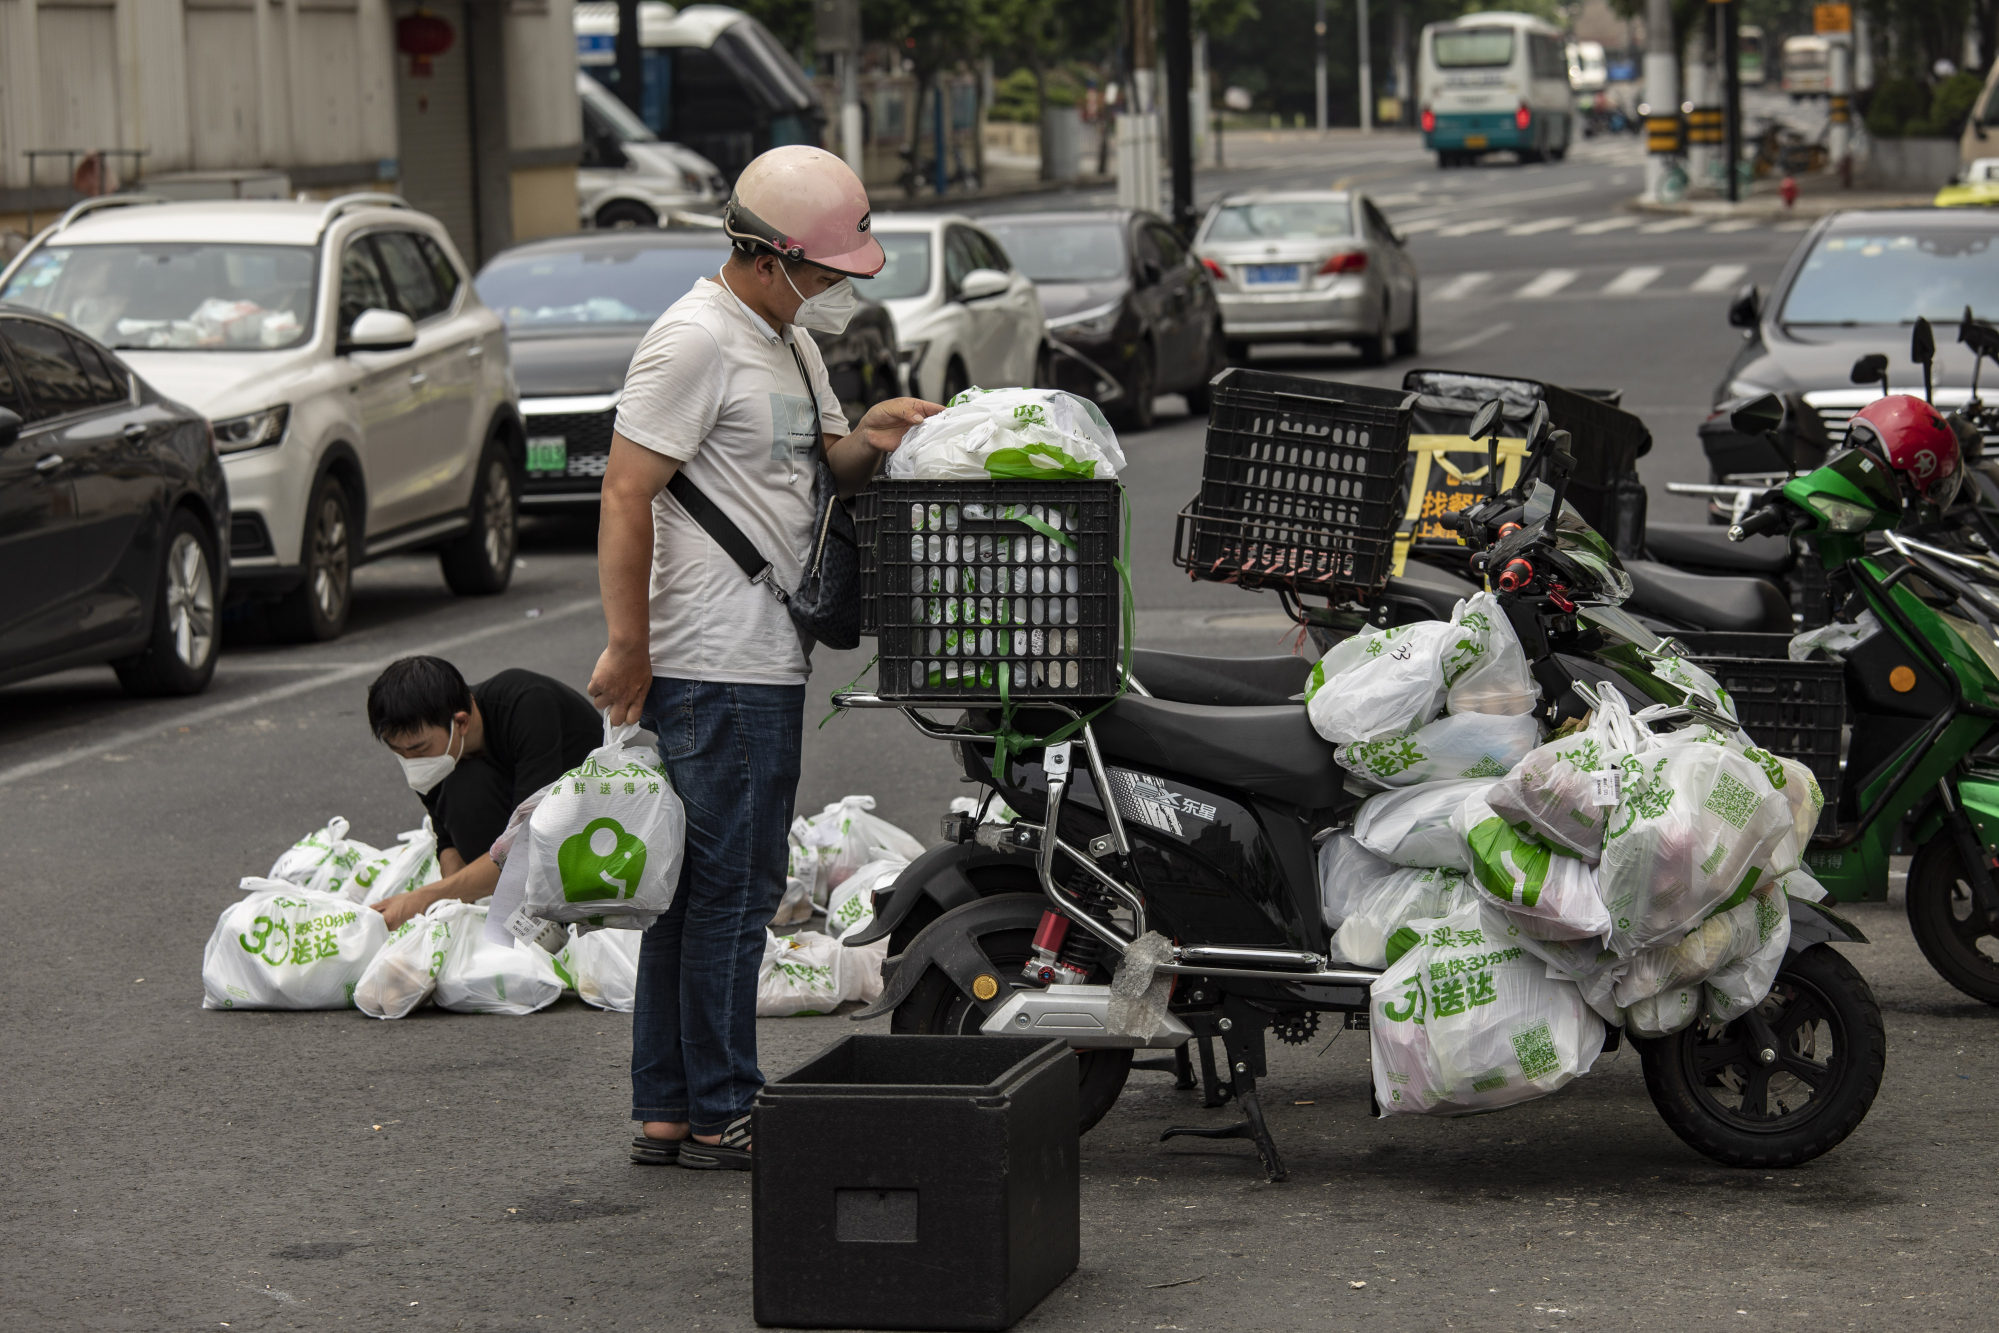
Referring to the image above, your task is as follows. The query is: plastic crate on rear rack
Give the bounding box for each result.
[1675,631,1846,817]
[856,479,1122,702]
[1173,369,1412,608]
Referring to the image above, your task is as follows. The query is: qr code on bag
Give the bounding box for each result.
[1510,1020,1560,1079]
[1704,772,1760,831]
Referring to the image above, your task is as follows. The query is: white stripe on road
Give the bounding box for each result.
[1691,263,1750,292]
[1429,320,1516,355]
[1706,219,1760,233]
[1431,271,1493,301]
[1504,216,1577,236]
[1639,216,1707,234]
[1601,266,1664,295]
[1370,192,1424,207]
[1775,219,1812,230]
[0,597,604,789]
[1515,268,1579,298]
[1571,216,1639,235]
[1394,217,1449,234]
[1436,217,1511,238]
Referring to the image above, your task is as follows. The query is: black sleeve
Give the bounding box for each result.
[427,755,514,862]
[500,679,594,807]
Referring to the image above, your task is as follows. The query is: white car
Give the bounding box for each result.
[0,194,523,641]
[867,214,1047,403]
[577,73,727,229]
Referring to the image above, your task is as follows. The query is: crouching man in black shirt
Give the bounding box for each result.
[365,656,601,929]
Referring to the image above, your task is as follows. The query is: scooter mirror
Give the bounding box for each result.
[1913,316,1937,368]
[1467,397,1505,444]
[1728,392,1786,437]
[1851,353,1889,390]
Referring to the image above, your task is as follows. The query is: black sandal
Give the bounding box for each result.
[676,1115,752,1171]
[630,1133,683,1166]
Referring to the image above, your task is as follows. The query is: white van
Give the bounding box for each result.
[576,73,726,229]
[1420,11,1575,168]
[1781,36,1832,98]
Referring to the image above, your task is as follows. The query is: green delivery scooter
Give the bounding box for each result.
[1726,397,1999,1003]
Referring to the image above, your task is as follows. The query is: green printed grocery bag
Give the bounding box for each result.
[202,878,389,1010]
[522,719,685,928]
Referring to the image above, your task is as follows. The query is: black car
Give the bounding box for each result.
[0,304,228,694]
[473,230,903,507]
[982,209,1225,431]
[1713,208,1999,471]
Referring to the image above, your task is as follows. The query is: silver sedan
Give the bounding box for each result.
[1192,190,1420,365]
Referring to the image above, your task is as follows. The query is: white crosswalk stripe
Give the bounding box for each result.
[1601,266,1663,295]
[1639,216,1707,234]
[1436,217,1510,238]
[1691,263,1750,292]
[1504,216,1577,236]
[1706,218,1760,233]
[1571,216,1640,235]
[1394,216,1449,234]
[1516,268,1579,298]
[1431,271,1493,301]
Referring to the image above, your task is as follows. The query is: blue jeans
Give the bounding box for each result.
[632,677,804,1134]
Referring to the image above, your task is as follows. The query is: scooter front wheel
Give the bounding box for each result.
[1905,839,1999,1004]
[1637,944,1885,1168]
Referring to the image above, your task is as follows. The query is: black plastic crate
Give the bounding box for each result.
[1174,368,1412,599]
[857,479,1123,701]
[753,1035,1078,1331]
[1675,632,1846,816]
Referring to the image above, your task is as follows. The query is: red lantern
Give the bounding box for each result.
[397,11,454,78]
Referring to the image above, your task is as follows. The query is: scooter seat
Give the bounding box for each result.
[1091,694,1345,809]
[1645,521,1792,575]
[1623,559,1793,633]
[1128,649,1313,708]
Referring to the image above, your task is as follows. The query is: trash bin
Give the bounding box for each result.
[753,1035,1079,1331]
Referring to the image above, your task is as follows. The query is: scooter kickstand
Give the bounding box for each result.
[1160,1072,1290,1183]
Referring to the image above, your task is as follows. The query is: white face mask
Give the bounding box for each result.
[398,719,462,795]
[782,266,859,334]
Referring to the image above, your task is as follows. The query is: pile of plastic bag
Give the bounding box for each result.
[885,387,1126,481]
[757,929,889,1016]
[779,795,925,928]
[1306,598,1823,1117]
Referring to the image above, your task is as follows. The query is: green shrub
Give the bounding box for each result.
[1921,71,1985,137]
[990,67,1040,124]
[1865,76,1933,138]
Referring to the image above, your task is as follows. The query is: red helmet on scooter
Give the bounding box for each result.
[1846,394,1963,509]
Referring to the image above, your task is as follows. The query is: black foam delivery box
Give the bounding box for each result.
[752,1036,1079,1330]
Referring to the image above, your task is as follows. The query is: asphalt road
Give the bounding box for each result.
[6,130,1994,1332]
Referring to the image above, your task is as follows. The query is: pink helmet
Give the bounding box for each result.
[723,145,884,277]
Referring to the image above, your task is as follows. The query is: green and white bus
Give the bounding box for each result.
[1419,11,1575,168]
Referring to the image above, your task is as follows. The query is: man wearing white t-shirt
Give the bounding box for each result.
[588,146,941,1171]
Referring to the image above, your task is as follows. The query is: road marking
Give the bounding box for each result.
[1431,271,1493,301]
[1393,216,1449,234]
[1639,216,1708,234]
[1691,262,1750,292]
[1572,216,1639,235]
[1430,320,1516,354]
[1706,218,1760,233]
[1515,268,1579,298]
[1775,219,1812,230]
[1601,266,1664,295]
[0,597,603,789]
[1370,191,1424,207]
[1436,217,1510,238]
[1504,216,1577,235]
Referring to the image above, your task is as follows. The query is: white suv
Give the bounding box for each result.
[0,194,522,640]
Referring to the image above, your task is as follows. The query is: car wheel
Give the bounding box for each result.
[274,474,354,643]
[1394,295,1421,358]
[1183,321,1227,416]
[1550,143,1568,162]
[595,200,657,230]
[940,357,969,405]
[1356,300,1389,367]
[441,440,520,596]
[1115,341,1157,432]
[113,510,220,697]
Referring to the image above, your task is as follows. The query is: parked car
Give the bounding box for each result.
[1715,209,1999,457]
[474,229,903,507]
[0,303,228,695]
[867,214,1047,404]
[0,194,524,642]
[577,72,727,229]
[1192,189,1421,366]
[982,209,1224,430]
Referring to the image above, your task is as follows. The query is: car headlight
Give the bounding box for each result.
[211,406,291,454]
[1047,302,1121,339]
[1806,494,1875,532]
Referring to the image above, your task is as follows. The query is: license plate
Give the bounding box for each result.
[525,436,567,473]
[1245,264,1299,284]
[1464,134,1489,148]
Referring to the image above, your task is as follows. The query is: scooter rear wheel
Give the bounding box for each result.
[1637,944,1884,1168]
[893,924,1133,1134]
[1905,840,1999,1004]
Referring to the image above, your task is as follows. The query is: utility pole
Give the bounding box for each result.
[1163,0,1194,233]
[1824,3,1854,180]
[814,0,865,178]
[1357,0,1373,133]
[1719,0,1742,203]
[614,0,644,117]
[1314,0,1328,133]
[1642,0,1680,202]
[1391,3,1411,128]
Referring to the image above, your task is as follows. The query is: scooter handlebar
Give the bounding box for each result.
[1729,503,1792,541]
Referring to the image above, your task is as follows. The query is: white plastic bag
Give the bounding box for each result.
[1789,611,1880,662]
[1369,899,1604,1116]
[1607,893,1764,1009]
[354,909,458,1020]
[1317,832,1396,928]
[1351,778,1495,870]
[1598,739,1797,953]
[825,858,906,939]
[1442,592,1539,717]
[1704,883,1792,1021]
[885,386,1126,481]
[521,718,685,928]
[1304,620,1455,745]
[756,930,888,1016]
[794,796,926,900]
[1454,793,1612,941]
[1338,711,1540,788]
[557,926,643,1013]
[1487,684,1650,858]
[1330,865,1468,968]
[269,817,380,899]
[201,878,388,1010]
[432,902,565,1015]
[350,821,442,906]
